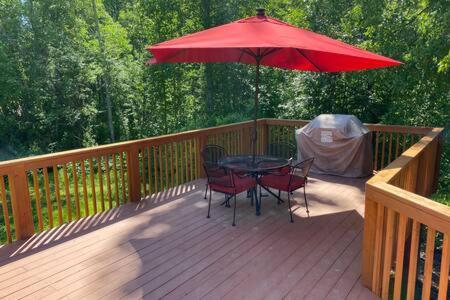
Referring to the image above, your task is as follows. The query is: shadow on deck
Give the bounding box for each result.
[0,174,377,299]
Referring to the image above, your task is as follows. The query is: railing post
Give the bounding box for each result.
[416,138,437,197]
[127,145,141,202]
[432,132,443,193]
[9,165,34,240]
[197,135,207,178]
[361,190,378,290]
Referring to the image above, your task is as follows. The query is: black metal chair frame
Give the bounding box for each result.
[204,163,255,226]
[260,141,297,199]
[201,144,227,201]
[259,157,314,222]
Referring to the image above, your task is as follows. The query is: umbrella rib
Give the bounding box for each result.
[296,49,322,72]
[261,48,281,59]
[241,48,257,58]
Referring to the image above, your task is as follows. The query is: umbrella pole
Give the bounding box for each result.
[252,58,260,161]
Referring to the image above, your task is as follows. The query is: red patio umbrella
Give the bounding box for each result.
[146,8,401,157]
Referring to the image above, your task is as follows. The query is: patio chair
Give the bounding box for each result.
[259,157,314,223]
[201,145,227,200]
[260,142,297,198]
[204,163,256,226]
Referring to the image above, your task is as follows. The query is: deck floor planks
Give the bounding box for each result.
[0,186,204,276]
[1,195,221,298]
[324,252,364,299]
[220,210,357,300]
[16,198,247,299]
[282,218,364,299]
[92,207,281,299]
[302,233,363,299]
[0,174,376,300]
[211,210,353,300]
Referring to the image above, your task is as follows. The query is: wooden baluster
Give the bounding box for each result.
[410,134,415,147]
[88,158,97,213]
[372,202,385,294]
[422,227,436,299]
[174,143,179,186]
[406,220,420,300]
[146,148,152,196]
[62,164,72,222]
[190,140,194,181]
[395,133,400,159]
[32,170,43,231]
[393,214,408,299]
[374,132,379,171]
[141,149,147,196]
[80,160,89,216]
[72,162,81,219]
[402,133,407,153]
[125,151,134,202]
[165,144,169,188]
[180,142,185,184]
[185,140,189,183]
[43,168,53,227]
[170,143,174,187]
[104,155,112,209]
[381,209,395,299]
[438,233,449,300]
[153,146,158,192]
[158,145,163,190]
[381,133,386,170]
[119,153,126,203]
[53,165,63,224]
[112,154,120,207]
[0,177,12,243]
[388,133,393,164]
[97,157,105,211]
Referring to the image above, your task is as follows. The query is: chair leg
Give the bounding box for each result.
[288,191,293,223]
[250,189,254,206]
[277,190,281,204]
[207,188,212,218]
[232,195,237,226]
[303,185,310,215]
[204,184,208,199]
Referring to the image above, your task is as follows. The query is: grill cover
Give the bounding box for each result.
[295,114,372,177]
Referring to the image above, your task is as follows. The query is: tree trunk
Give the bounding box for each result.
[92,0,115,143]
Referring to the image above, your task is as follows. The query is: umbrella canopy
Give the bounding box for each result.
[146,9,401,156]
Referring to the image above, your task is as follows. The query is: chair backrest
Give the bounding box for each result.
[266,142,297,160]
[291,157,314,178]
[201,144,227,166]
[202,144,233,188]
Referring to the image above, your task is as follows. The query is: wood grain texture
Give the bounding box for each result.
[0,175,375,300]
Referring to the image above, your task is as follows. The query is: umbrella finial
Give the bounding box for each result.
[256,8,266,17]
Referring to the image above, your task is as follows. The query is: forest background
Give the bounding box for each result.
[0,0,448,202]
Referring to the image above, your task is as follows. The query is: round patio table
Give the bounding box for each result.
[218,155,289,216]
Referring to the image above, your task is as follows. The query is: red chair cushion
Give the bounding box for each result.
[210,175,256,195]
[260,174,305,192]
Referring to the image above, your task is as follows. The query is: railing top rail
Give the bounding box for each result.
[368,181,450,233]
[0,119,257,171]
[0,118,440,173]
[367,127,443,185]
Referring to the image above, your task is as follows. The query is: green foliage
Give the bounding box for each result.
[0,0,449,199]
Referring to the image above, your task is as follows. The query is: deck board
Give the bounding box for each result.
[0,174,377,299]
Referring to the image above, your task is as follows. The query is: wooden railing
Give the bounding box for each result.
[362,127,448,300]
[0,120,267,243]
[0,118,447,299]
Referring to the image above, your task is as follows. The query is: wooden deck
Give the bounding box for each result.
[0,174,377,300]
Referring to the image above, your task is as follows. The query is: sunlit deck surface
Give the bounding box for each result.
[0,174,377,300]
